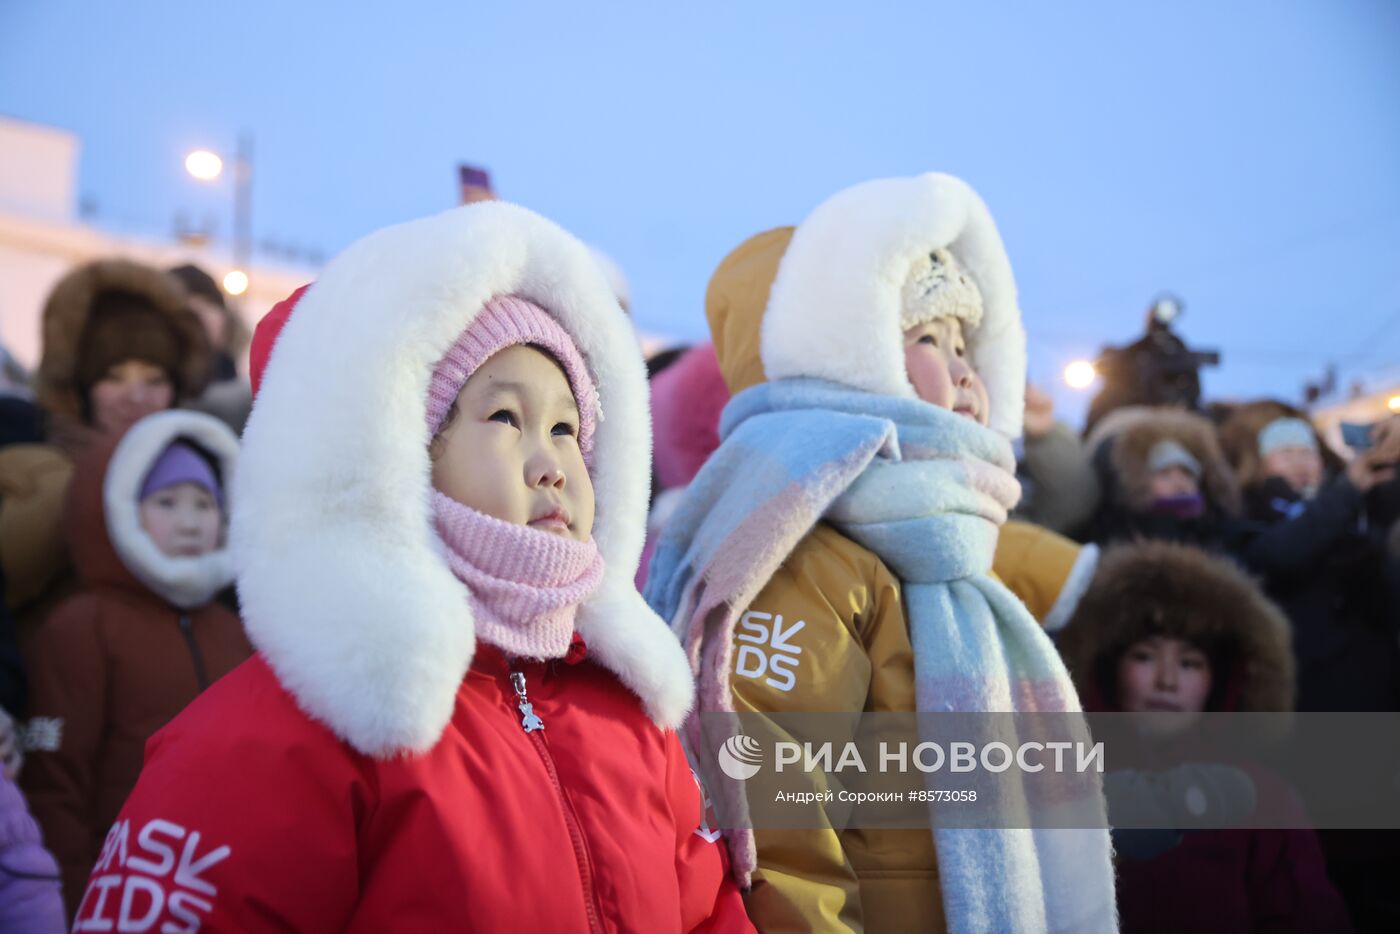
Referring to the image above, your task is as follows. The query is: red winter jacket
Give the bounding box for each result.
[73,641,752,932]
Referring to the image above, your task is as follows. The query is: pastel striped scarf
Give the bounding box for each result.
[645,379,1117,934]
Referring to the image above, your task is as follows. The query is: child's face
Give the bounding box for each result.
[1116,636,1213,717]
[89,359,174,434]
[432,345,595,541]
[1262,445,1322,494]
[902,318,989,425]
[139,482,222,558]
[1148,465,1200,500]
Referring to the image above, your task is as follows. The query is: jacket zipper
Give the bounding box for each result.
[178,615,210,691]
[509,669,605,934]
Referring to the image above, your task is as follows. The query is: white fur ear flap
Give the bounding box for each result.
[576,583,695,730]
[236,526,478,757]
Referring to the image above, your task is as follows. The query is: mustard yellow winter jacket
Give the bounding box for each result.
[0,444,75,643]
[707,227,1095,933]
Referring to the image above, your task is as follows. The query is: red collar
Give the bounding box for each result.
[470,632,589,677]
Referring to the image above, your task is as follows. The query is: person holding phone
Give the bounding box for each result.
[1224,407,1400,929]
[1224,408,1400,712]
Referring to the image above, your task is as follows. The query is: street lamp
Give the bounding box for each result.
[222,270,249,296]
[184,150,223,181]
[184,133,253,304]
[1064,360,1098,390]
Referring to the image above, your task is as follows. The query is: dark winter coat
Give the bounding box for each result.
[0,563,27,718]
[1058,540,1351,934]
[1237,474,1400,712]
[21,412,250,918]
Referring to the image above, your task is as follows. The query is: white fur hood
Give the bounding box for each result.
[763,173,1027,438]
[104,410,239,610]
[233,202,695,758]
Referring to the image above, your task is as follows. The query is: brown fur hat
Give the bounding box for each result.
[1216,399,1344,490]
[1057,540,1295,713]
[1089,406,1241,515]
[35,260,211,423]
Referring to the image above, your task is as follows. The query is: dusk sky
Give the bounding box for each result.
[3,0,1398,423]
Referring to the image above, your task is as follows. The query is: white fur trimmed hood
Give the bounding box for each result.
[234,202,695,758]
[104,410,238,610]
[763,173,1027,438]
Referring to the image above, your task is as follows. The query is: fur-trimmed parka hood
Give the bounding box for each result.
[705,173,1026,438]
[1057,540,1295,712]
[35,260,210,424]
[237,202,695,758]
[65,410,238,610]
[1215,399,1343,491]
[1088,406,1241,516]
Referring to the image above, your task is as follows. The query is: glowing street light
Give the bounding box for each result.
[1064,360,1098,390]
[222,270,249,296]
[1388,395,1400,413]
[181,134,254,303]
[184,150,224,181]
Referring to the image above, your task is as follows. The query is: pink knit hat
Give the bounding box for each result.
[426,296,599,456]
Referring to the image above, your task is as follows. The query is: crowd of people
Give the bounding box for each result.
[0,172,1395,932]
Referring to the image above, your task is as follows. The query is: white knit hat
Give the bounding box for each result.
[900,247,985,331]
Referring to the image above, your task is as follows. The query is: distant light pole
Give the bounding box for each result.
[184,131,254,301]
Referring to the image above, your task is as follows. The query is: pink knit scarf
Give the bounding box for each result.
[432,490,604,660]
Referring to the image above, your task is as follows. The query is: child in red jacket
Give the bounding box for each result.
[72,203,753,932]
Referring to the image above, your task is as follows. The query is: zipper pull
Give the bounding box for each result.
[510,671,546,733]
